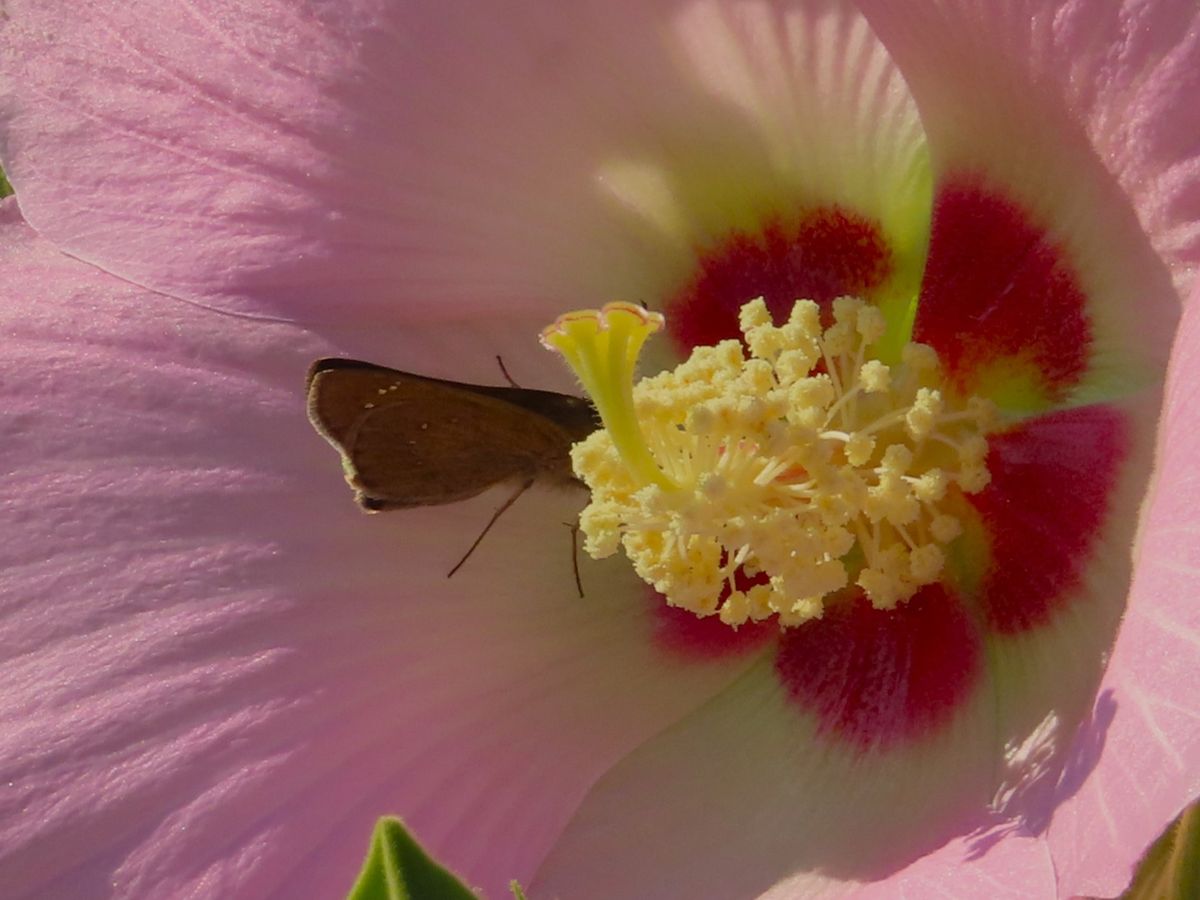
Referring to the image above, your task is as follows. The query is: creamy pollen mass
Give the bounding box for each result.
[542,297,996,628]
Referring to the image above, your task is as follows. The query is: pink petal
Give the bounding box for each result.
[0,0,702,320]
[0,204,757,898]
[856,0,1186,398]
[531,653,1011,899]
[1055,0,1200,297]
[849,6,1198,889]
[1046,279,1200,898]
[847,831,1055,900]
[944,366,1167,878]
[1,0,928,330]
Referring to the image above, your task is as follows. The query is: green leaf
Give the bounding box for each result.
[1123,800,1200,900]
[0,165,12,199]
[347,817,478,900]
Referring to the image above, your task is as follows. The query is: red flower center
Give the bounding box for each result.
[647,180,1126,750]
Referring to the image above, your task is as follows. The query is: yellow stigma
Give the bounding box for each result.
[542,297,995,628]
[540,303,672,489]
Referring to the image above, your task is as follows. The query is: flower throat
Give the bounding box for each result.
[542,297,995,628]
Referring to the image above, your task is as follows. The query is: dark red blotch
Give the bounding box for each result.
[650,189,1118,747]
[970,404,1128,633]
[667,208,892,352]
[914,179,1091,401]
[649,564,776,661]
[774,584,983,750]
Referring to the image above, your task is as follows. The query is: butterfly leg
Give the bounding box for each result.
[446,478,534,578]
[563,520,584,598]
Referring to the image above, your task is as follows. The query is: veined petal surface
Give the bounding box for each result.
[1,1,1197,898]
[858,0,1185,409]
[1046,280,1200,899]
[0,204,757,899]
[537,3,1195,897]
[533,653,1000,899]
[0,0,925,331]
[0,0,725,321]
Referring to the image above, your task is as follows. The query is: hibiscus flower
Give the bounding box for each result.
[1,1,1198,898]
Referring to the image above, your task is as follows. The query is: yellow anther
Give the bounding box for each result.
[832,295,865,321]
[959,435,990,467]
[788,299,822,331]
[778,596,824,626]
[777,347,821,384]
[823,526,855,558]
[719,590,751,626]
[543,296,994,627]
[738,298,773,331]
[790,376,836,409]
[968,396,999,430]
[740,360,776,396]
[859,359,891,393]
[856,305,887,345]
[746,584,776,621]
[931,514,962,542]
[909,544,945,582]
[857,544,909,609]
[823,321,856,356]
[905,388,943,440]
[959,465,991,493]
[911,469,949,503]
[845,433,876,467]
[880,444,914,474]
[903,342,939,372]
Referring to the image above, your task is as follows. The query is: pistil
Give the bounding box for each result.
[542,297,995,627]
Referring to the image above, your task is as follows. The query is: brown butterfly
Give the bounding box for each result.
[306,357,599,580]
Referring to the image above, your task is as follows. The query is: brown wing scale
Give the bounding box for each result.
[306,359,595,511]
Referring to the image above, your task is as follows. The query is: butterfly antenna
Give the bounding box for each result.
[447,478,534,578]
[496,355,521,388]
[564,520,584,598]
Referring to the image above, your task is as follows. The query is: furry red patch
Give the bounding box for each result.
[667,209,891,352]
[775,584,982,750]
[970,405,1128,633]
[914,180,1091,403]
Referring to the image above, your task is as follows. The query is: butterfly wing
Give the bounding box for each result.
[307,359,592,510]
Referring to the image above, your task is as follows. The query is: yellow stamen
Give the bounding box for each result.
[543,297,995,628]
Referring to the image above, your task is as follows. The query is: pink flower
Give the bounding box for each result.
[2,1,1198,897]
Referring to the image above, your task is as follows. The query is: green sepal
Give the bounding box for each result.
[346,817,478,900]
